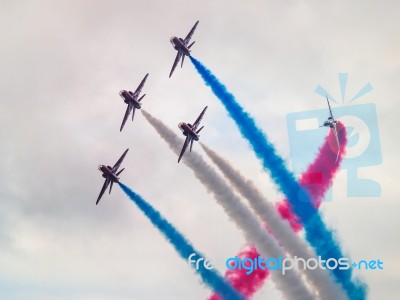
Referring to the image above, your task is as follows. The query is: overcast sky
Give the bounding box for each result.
[1,0,399,299]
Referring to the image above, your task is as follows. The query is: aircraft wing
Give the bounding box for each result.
[326,96,334,119]
[183,20,199,45]
[112,148,129,172]
[133,73,149,97]
[178,136,191,163]
[96,177,110,205]
[192,106,208,131]
[120,104,132,132]
[169,51,182,78]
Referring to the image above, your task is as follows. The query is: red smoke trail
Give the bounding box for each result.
[208,245,267,300]
[209,122,347,300]
[277,122,347,232]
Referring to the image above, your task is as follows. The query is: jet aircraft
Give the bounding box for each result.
[169,21,199,78]
[320,96,340,161]
[96,148,129,205]
[178,106,207,163]
[119,73,149,131]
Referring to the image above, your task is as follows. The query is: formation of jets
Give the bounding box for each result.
[96,20,342,204]
[96,21,202,204]
[320,96,340,161]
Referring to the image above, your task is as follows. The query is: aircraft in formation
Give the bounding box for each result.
[178,106,207,163]
[320,96,340,161]
[169,20,199,78]
[96,148,129,205]
[119,73,149,131]
[97,21,202,204]
[99,22,344,201]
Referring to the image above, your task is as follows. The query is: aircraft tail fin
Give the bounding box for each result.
[190,139,194,152]
[188,41,195,49]
[138,94,146,102]
[196,126,204,134]
[109,181,114,194]
[181,55,185,68]
[116,168,125,176]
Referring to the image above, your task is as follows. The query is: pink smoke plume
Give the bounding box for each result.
[209,122,347,300]
[277,121,347,232]
[208,245,268,300]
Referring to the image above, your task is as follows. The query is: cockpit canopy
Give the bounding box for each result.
[170,36,177,45]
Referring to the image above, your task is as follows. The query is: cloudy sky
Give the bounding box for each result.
[1,0,399,299]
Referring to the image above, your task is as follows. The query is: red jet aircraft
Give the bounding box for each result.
[119,73,149,131]
[169,21,199,78]
[96,148,129,205]
[178,106,207,163]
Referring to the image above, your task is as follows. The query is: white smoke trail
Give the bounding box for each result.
[142,109,315,300]
[200,143,348,300]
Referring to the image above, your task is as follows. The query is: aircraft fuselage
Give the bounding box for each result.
[98,165,119,182]
[323,118,337,129]
[120,90,141,109]
[178,122,199,141]
[170,37,190,56]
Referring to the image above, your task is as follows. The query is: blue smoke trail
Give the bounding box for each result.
[190,56,367,299]
[118,182,244,300]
